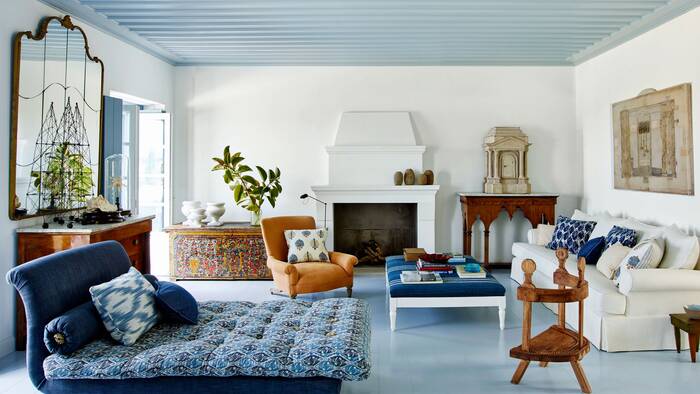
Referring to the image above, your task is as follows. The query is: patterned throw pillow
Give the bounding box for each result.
[547,215,596,254]
[613,237,665,286]
[605,226,637,249]
[89,267,159,346]
[284,228,330,263]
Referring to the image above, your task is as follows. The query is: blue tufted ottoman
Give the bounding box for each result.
[386,255,506,331]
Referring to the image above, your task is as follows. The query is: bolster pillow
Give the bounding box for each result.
[44,301,105,355]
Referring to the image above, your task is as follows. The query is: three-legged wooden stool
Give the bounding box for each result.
[510,249,592,393]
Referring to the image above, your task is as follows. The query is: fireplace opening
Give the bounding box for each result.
[333,203,417,264]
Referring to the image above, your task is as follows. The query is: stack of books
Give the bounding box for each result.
[400,271,443,284]
[416,259,454,274]
[455,263,487,279]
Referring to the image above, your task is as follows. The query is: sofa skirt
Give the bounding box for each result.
[41,376,341,394]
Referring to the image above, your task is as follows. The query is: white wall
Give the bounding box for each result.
[0,0,175,357]
[576,7,700,234]
[175,66,580,261]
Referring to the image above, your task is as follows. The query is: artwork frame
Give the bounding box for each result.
[611,83,694,196]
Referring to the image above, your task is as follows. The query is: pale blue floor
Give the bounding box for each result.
[1,267,698,393]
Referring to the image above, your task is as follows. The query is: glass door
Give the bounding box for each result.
[138,112,171,230]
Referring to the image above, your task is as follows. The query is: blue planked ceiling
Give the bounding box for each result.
[39,0,700,65]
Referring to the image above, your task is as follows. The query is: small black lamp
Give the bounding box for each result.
[300,193,327,229]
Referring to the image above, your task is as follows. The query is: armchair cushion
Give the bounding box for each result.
[284,229,330,263]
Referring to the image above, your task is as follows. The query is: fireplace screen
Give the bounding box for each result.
[333,203,417,264]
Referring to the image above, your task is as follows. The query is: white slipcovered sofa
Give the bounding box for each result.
[510,210,700,352]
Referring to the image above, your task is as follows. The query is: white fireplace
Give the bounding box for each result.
[311,111,439,253]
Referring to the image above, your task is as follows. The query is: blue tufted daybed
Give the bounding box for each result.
[7,241,371,394]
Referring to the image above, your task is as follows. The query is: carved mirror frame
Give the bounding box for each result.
[9,15,105,220]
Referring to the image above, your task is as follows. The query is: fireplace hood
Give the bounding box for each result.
[325,111,426,185]
[311,111,439,252]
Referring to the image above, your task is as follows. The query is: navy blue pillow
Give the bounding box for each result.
[155,281,198,324]
[44,301,105,355]
[577,236,606,265]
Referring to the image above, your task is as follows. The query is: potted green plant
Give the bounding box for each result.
[212,146,282,225]
[31,142,93,210]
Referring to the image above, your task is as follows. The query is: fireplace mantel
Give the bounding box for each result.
[310,185,439,252]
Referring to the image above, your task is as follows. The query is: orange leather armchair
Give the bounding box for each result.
[260,216,357,299]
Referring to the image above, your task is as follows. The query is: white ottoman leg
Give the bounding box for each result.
[390,298,397,331]
[498,300,506,330]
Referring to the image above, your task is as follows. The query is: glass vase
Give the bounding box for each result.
[251,210,262,226]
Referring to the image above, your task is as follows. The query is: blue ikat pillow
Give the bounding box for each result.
[605,226,637,249]
[89,267,159,346]
[547,215,596,255]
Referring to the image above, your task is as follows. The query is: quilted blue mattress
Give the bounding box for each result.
[387,255,506,298]
[44,299,370,381]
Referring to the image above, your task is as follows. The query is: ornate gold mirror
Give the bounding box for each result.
[10,16,104,220]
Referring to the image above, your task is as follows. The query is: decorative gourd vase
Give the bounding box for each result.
[393,171,404,185]
[205,202,226,227]
[403,169,415,185]
[416,174,428,185]
[251,210,262,226]
[424,169,435,185]
[181,201,201,226]
[186,208,206,228]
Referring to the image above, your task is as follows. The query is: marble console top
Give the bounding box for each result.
[16,215,156,234]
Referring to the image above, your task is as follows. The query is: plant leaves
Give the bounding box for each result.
[275,167,281,177]
[256,166,267,182]
[223,146,231,163]
[233,184,243,202]
[242,175,259,186]
[267,195,276,208]
[238,164,252,173]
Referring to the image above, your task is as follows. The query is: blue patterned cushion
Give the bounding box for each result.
[43,299,371,381]
[89,267,160,346]
[284,228,330,263]
[605,226,637,249]
[547,215,596,254]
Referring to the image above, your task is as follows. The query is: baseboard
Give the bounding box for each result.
[0,335,15,358]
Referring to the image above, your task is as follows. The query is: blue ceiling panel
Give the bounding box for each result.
[38,0,700,65]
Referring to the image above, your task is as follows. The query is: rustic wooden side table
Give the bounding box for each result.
[670,313,700,362]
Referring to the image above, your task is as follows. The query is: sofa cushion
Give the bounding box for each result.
[536,224,555,246]
[573,209,622,240]
[89,267,160,346]
[578,237,605,265]
[605,226,637,249]
[596,243,631,279]
[659,225,700,270]
[44,299,371,381]
[512,242,626,315]
[547,216,596,254]
[624,218,662,242]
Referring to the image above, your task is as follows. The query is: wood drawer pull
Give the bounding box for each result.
[132,239,139,245]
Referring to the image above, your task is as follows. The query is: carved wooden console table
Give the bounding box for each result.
[459,193,558,269]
